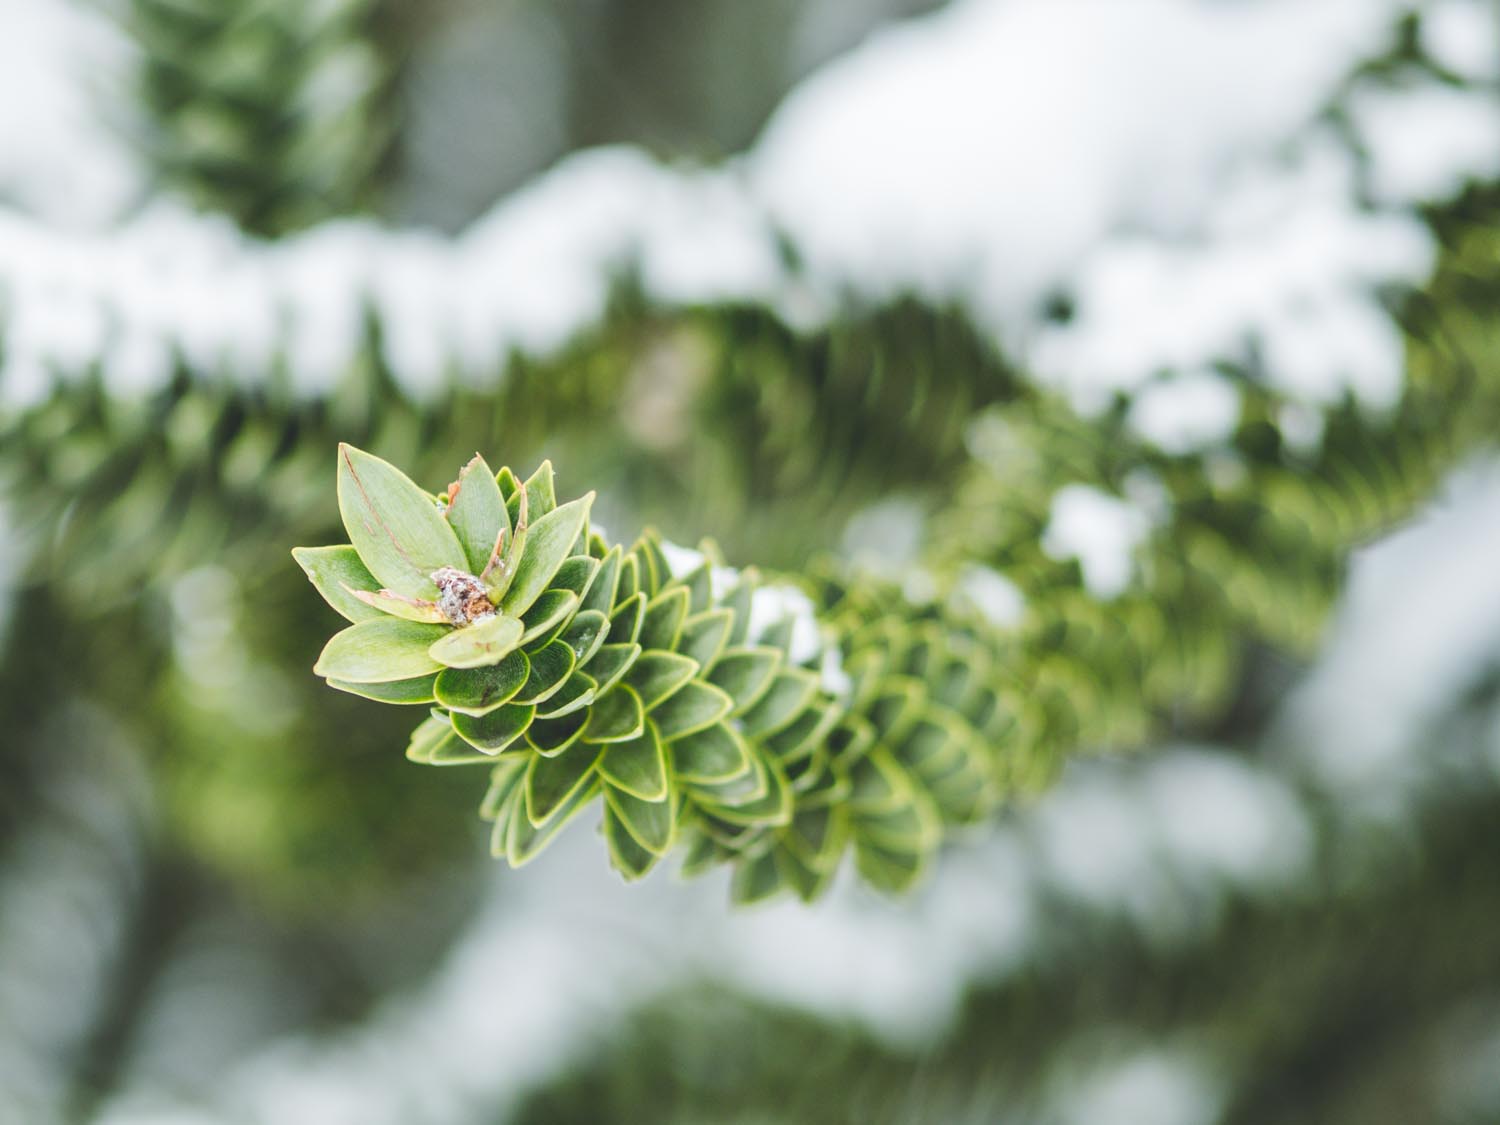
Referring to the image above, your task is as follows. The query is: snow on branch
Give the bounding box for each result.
[1,0,1496,436]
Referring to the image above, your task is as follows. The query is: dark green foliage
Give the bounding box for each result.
[127,0,399,234]
[504,657,1500,1124]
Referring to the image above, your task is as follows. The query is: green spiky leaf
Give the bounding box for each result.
[446,453,508,574]
[293,545,383,622]
[313,618,447,682]
[499,493,594,618]
[428,613,525,669]
[336,444,466,598]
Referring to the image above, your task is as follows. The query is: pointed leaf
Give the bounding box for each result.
[505,778,599,866]
[495,465,520,503]
[608,591,646,644]
[293,545,383,622]
[446,453,508,574]
[526,708,590,756]
[499,494,595,618]
[786,806,843,866]
[526,745,601,825]
[579,547,621,615]
[679,830,729,879]
[636,535,672,596]
[739,669,821,737]
[511,640,577,705]
[624,651,698,710]
[639,587,690,650]
[508,460,556,523]
[485,482,528,601]
[434,649,530,715]
[766,702,840,765]
[550,555,599,598]
[453,702,535,753]
[730,849,786,905]
[707,647,782,713]
[336,444,465,598]
[425,731,503,766]
[603,801,661,881]
[535,669,597,719]
[679,610,733,669]
[348,586,447,623]
[681,564,713,614]
[328,673,438,705]
[584,643,640,697]
[479,758,527,820]
[605,782,675,856]
[582,684,645,743]
[705,752,792,827]
[778,846,835,903]
[686,752,769,807]
[723,576,755,646]
[652,680,733,741]
[848,749,914,814]
[403,712,451,761]
[598,722,668,801]
[758,616,796,654]
[559,609,610,666]
[519,589,579,645]
[670,722,751,783]
[854,838,927,894]
[617,553,641,602]
[428,613,524,669]
[314,619,447,682]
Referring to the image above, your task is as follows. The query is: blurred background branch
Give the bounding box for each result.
[2,0,1500,1121]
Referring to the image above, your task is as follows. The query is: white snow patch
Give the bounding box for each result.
[819,645,852,700]
[1030,136,1434,410]
[1042,485,1153,600]
[953,564,1026,629]
[0,149,775,405]
[1422,0,1500,82]
[2,0,1491,429]
[0,0,142,227]
[1127,372,1242,455]
[1282,463,1500,790]
[1144,750,1312,890]
[747,583,823,665]
[658,539,708,579]
[1056,1046,1226,1125]
[753,0,1409,336]
[1351,81,1500,205]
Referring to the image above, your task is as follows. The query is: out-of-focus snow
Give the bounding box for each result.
[0,151,777,406]
[1281,462,1500,793]
[657,539,708,579]
[5,0,1498,438]
[1127,372,1243,454]
[754,0,1397,326]
[1053,1046,1227,1125]
[1042,485,1155,600]
[0,0,141,227]
[1029,136,1435,412]
[1351,81,1500,206]
[746,583,822,664]
[1421,0,1500,82]
[953,563,1026,629]
[0,710,151,1125]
